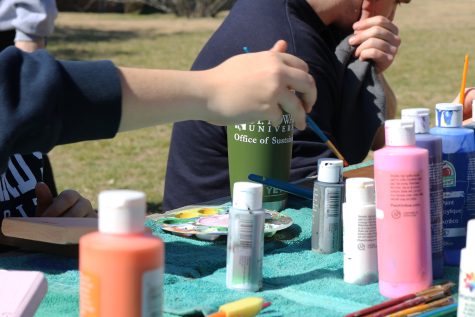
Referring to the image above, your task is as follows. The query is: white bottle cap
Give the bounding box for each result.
[461,219,475,271]
[317,158,343,183]
[384,119,416,146]
[460,248,475,272]
[435,103,463,128]
[345,178,375,205]
[401,108,430,134]
[232,182,263,210]
[98,190,146,234]
[466,219,475,250]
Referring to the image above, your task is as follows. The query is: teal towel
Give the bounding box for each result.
[0,207,460,317]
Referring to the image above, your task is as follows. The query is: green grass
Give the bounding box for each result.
[388,0,475,111]
[47,1,475,211]
[47,13,217,211]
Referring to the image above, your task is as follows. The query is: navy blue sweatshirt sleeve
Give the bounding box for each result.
[0,46,122,173]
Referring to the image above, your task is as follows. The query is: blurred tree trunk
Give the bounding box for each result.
[112,0,235,17]
[193,0,232,17]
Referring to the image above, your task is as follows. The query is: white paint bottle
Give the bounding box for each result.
[312,158,344,254]
[342,177,378,285]
[457,219,475,317]
[226,182,265,292]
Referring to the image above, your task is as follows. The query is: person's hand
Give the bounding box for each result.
[349,14,401,73]
[15,38,46,53]
[204,40,316,130]
[453,88,475,121]
[35,182,97,218]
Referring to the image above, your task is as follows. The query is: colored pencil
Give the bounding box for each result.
[305,116,349,166]
[459,54,469,106]
[387,296,454,317]
[248,174,313,200]
[416,303,458,317]
[343,282,455,317]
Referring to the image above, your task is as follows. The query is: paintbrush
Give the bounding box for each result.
[244,46,348,166]
[415,302,458,317]
[242,47,348,166]
[366,290,448,317]
[459,54,469,106]
[248,173,313,200]
[387,296,454,317]
[305,116,349,166]
[343,282,455,317]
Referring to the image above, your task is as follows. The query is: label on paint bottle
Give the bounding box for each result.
[441,153,475,252]
[458,267,475,316]
[356,214,377,249]
[231,215,253,285]
[80,271,100,317]
[226,210,264,291]
[379,171,424,219]
[142,267,163,317]
[429,159,444,257]
[375,169,429,280]
[319,187,343,252]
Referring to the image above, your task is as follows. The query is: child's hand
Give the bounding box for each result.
[453,87,475,121]
[35,182,97,218]
[349,13,401,73]
[203,40,316,130]
[15,39,46,53]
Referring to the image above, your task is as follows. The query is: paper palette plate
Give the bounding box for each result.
[155,206,293,240]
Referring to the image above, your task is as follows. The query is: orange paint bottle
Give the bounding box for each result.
[80,190,164,317]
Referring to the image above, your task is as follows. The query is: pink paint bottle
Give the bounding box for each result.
[80,190,164,317]
[374,119,432,298]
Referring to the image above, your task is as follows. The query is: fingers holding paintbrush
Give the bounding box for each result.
[270,40,317,130]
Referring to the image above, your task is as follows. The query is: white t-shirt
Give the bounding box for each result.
[0,152,43,219]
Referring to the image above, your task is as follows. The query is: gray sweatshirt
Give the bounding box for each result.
[0,0,57,41]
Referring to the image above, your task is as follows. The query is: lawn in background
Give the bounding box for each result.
[47,0,475,212]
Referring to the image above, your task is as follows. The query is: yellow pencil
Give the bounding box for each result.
[387,296,454,317]
[459,54,469,106]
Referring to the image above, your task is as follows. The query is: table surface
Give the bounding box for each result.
[0,199,460,317]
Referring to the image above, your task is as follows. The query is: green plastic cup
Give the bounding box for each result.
[227,114,293,211]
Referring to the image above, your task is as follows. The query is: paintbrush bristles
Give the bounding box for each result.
[388,296,454,317]
[305,116,349,166]
[326,141,349,167]
[343,282,456,317]
[417,281,455,296]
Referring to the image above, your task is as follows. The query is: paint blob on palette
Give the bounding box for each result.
[155,206,293,241]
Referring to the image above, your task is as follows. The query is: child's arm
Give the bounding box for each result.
[118,40,316,132]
